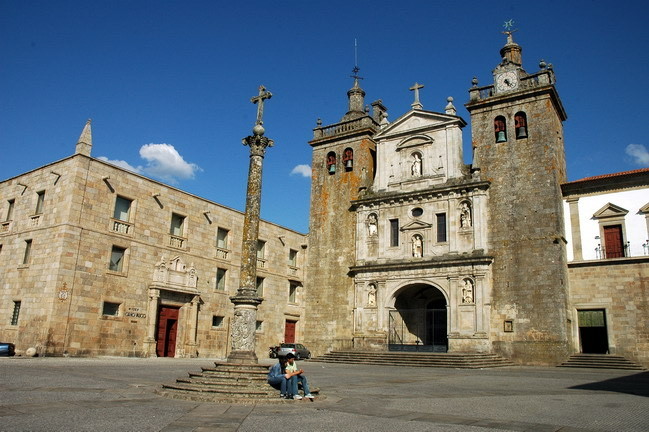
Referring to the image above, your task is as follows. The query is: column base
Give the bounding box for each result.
[227,350,258,364]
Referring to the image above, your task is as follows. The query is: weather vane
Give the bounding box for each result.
[502,19,517,35]
[351,39,363,81]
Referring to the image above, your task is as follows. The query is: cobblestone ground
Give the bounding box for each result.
[0,357,647,431]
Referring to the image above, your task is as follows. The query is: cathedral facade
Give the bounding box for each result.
[303,33,649,366]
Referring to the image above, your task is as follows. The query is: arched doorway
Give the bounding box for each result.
[388,283,448,352]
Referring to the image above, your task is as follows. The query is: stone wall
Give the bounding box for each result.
[304,130,376,356]
[568,257,649,367]
[467,88,571,365]
[0,155,307,358]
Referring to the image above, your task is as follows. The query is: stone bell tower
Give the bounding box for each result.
[465,28,571,364]
[303,68,384,355]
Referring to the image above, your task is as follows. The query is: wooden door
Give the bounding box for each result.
[604,225,624,258]
[156,306,179,357]
[284,320,296,343]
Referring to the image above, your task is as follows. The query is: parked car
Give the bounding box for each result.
[277,343,311,359]
[0,342,15,357]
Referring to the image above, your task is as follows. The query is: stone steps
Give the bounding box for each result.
[309,351,515,368]
[158,361,286,403]
[558,354,645,370]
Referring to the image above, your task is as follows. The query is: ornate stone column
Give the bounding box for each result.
[145,288,160,357]
[228,86,273,364]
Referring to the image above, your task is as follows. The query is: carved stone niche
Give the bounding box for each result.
[151,255,199,294]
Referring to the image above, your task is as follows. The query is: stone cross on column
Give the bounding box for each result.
[228,86,274,364]
[251,85,272,126]
[410,82,424,110]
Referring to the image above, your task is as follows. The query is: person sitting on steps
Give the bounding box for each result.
[285,352,314,400]
[267,356,295,399]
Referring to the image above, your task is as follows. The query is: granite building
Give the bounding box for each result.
[0,121,307,358]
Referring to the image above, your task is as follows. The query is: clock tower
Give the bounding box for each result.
[465,30,571,364]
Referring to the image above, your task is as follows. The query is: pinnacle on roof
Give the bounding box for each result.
[75,119,92,156]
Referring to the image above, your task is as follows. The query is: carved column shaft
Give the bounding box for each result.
[228,131,272,364]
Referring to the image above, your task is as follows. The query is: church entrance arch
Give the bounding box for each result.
[388,283,448,352]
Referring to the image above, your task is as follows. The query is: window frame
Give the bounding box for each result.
[22,239,32,265]
[11,300,21,325]
[389,219,399,247]
[216,267,227,291]
[170,212,186,237]
[35,190,45,215]
[436,213,447,243]
[108,245,126,272]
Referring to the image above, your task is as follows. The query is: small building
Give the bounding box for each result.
[563,168,649,366]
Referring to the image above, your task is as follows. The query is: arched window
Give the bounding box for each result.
[343,148,354,171]
[326,152,337,174]
[515,112,528,139]
[494,116,507,142]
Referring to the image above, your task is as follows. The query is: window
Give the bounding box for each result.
[216,268,227,291]
[257,240,266,259]
[22,239,32,265]
[288,249,298,267]
[212,316,224,327]
[256,320,263,332]
[109,246,126,272]
[343,148,354,171]
[515,112,528,139]
[494,116,507,142]
[326,152,337,174]
[11,301,21,325]
[5,199,14,221]
[256,277,264,296]
[389,219,399,247]
[113,196,132,221]
[102,302,120,316]
[170,213,185,236]
[35,191,45,214]
[436,213,447,243]
[216,228,229,249]
[289,283,298,303]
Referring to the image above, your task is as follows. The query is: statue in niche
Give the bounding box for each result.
[367,284,377,307]
[460,202,472,228]
[412,234,423,257]
[367,213,378,236]
[411,153,422,177]
[462,279,474,304]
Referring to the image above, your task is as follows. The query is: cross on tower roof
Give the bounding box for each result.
[251,85,272,126]
[409,82,424,110]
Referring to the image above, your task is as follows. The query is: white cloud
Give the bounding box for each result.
[97,157,142,174]
[290,164,312,177]
[625,144,649,166]
[98,143,201,185]
[139,143,201,184]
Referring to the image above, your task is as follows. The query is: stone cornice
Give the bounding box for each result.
[349,252,493,275]
[351,178,490,209]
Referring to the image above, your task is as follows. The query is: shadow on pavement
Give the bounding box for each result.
[569,371,649,397]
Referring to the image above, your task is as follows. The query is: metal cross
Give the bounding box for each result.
[409,82,424,109]
[251,85,272,125]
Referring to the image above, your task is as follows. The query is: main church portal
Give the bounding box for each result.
[389,284,448,352]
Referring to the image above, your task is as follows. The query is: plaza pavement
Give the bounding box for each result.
[0,356,647,432]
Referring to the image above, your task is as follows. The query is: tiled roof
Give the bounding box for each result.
[564,167,649,185]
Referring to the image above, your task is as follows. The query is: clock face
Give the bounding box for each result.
[496,72,519,92]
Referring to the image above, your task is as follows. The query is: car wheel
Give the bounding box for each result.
[307,352,311,359]
[296,353,301,360]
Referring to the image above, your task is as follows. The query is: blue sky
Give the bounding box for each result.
[2,1,648,233]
